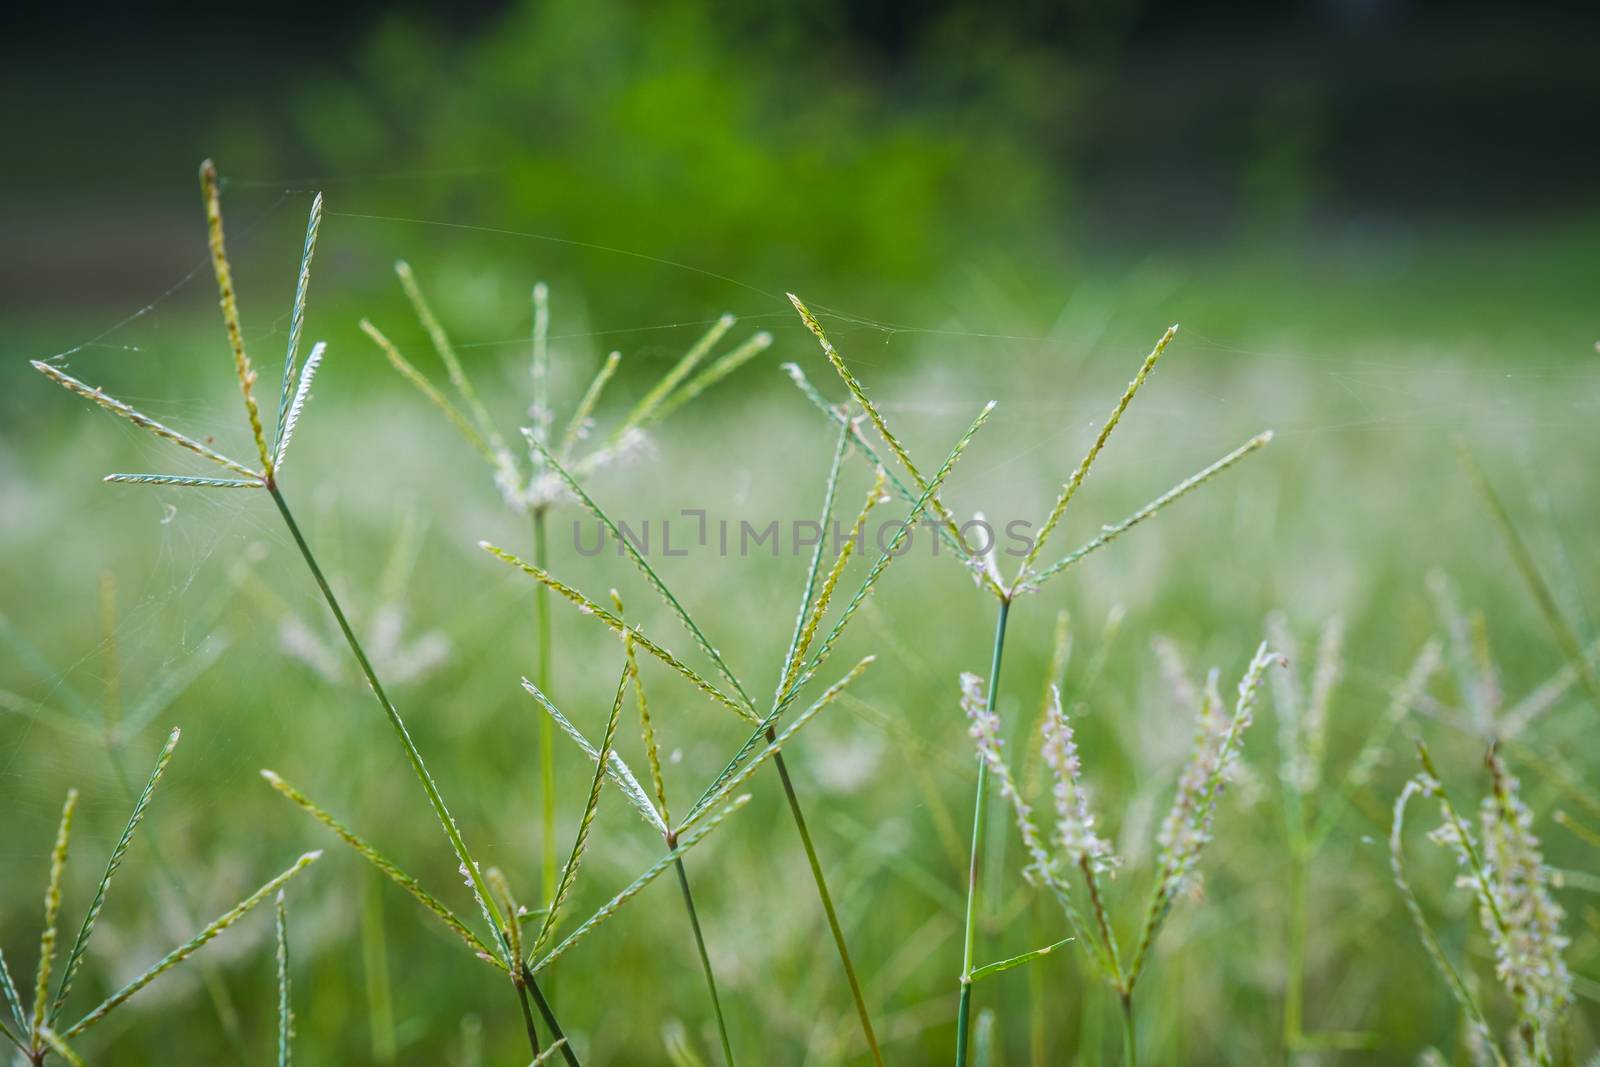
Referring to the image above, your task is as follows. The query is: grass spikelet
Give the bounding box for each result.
[621,313,734,435]
[788,293,1000,597]
[559,351,622,460]
[1016,325,1176,582]
[1040,685,1117,875]
[102,473,263,489]
[615,593,672,825]
[273,192,322,457]
[778,466,886,702]
[32,789,78,1052]
[529,794,752,975]
[361,319,497,464]
[774,425,850,709]
[486,869,525,975]
[1022,431,1274,593]
[260,770,503,967]
[520,437,755,712]
[199,159,272,476]
[1391,772,1505,1063]
[784,401,995,704]
[1132,643,1279,980]
[0,950,26,1038]
[65,850,322,1038]
[485,543,751,721]
[50,728,181,1024]
[276,890,292,1067]
[395,261,508,457]
[30,361,262,479]
[649,330,773,425]
[273,341,327,473]
[680,656,875,833]
[521,680,666,834]
[532,664,628,958]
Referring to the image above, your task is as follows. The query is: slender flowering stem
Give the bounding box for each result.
[673,855,736,1066]
[533,507,558,906]
[772,745,882,1065]
[266,482,574,1055]
[957,598,1011,1067]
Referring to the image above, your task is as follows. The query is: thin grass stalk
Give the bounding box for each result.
[673,858,736,1067]
[266,485,507,937]
[265,483,582,1051]
[534,507,558,906]
[956,599,1010,1067]
[1457,441,1600,712]
[523,970,580,1067]
[771,748,883,1066]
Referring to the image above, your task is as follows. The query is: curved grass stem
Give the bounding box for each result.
[673,856,736,1066]
[771,747,883,1066]
[268,483,576,1056]
[956,599,1011,1067]
[533,507,558,907]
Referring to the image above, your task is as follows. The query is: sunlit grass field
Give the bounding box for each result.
[2,191,1597,1065]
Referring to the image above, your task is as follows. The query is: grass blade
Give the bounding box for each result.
[529,795,751,975]
[522,679,666,835]
[273,192,323,456]
[531,664,628,959]
[31,361,260,479]
[276,890,292,1067]
[1023,431,1274,593]
[522,437,755,712]
[33,789,79,1049]
[199,159,273,476]
[969,937,1075,984]
[484,543,751,722]
[66,851,322,1038]
[260,771,503,967]
[1015,325,1176,582]
[50,729,181,1023]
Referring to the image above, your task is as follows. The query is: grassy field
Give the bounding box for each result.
[1,168,1598,1067]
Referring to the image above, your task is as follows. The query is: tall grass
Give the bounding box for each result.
[16,160,1598,1065]
[784,294,1274,1064]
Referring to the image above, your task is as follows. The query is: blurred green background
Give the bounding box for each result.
[2,1,1598,1063]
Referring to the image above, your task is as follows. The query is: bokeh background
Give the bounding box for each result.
[3,1,1598,1063]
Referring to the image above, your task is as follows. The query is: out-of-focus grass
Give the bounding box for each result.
[1,213,1597,1064]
